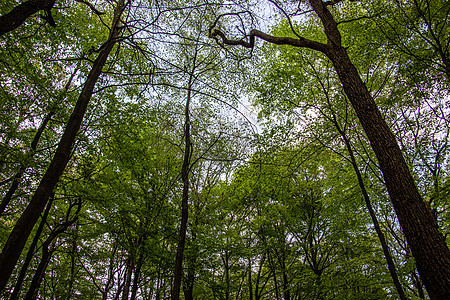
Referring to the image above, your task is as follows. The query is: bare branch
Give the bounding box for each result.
[210,28,328,53]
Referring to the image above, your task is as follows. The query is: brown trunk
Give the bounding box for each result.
[130,251,144,300]
[0,0,55,36]
[248,257,253,300]
[309,1,450,298]
[0,0,126,292]
[23,245,54,300]
[210,3,450,296]
[9,194,54,300]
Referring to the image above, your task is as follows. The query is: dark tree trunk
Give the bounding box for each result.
[267,252,280,300]
[66,222,79,300]
[211,2,450,296]
[171,55,196,300]
[248,257,253,300]
[321,24,450,300]
[0,0,56,36]
[23,246,54,300]
[224,250,230,300]
[311,1,450,298]
[9,194,54,300]
[0,0,126,292]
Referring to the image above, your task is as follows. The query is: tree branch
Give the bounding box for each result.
[209,28,328,53]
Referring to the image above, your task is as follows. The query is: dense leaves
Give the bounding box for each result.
[0,0,449,299]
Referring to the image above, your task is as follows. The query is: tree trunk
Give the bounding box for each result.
[66,222,79,300]
[0,0,56,36]
[211,1,450,296]
[130,252,144,300]
[323,95,407,299]
[24,246,54,300]
[248,257,253,300]
[0,0,126,292]
[121,256,134,300]
[171,55,196,300]
[9,194,54,300]
[309,1,450,298]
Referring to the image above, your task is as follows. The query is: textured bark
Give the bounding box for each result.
[0,0,126,292]
[313,0,450,297]
[0,0,56,36]
[210,0,450,297]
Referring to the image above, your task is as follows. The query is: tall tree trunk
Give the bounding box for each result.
[9,193,54,300]
[312,0,450,295]
[224,250,230,300]
[0,0,56,36]
[267,252,280,300]
[23,245,54,300]
[182,244,196,300]
[66,222,79,300]
[171,56,196,300]
[211,1,450,296]
[0,0,126,292]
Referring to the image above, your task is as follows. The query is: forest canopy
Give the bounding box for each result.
[0,0,449,299]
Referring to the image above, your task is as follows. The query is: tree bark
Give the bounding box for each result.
[314,0,450,295]
[0,0,126,292]
[0,0,56,36]
[130,251,144,300]
[210,0,450,297]
[9,194,54,300]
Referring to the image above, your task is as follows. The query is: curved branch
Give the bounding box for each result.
[210,28,329,53]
